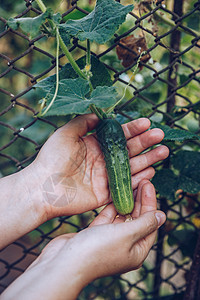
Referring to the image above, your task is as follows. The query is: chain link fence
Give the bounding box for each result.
[0,0,200,299]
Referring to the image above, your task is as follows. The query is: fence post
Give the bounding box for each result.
[183,230,200,300]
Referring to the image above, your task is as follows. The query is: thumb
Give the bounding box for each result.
[62,113,99,139]
[122,210,166,244]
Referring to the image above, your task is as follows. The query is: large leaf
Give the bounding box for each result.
[59,0,133,44]
[172,150,200,194]
[42,77,117,116]
[151,122,200,141]
[152,150,200,200]
[35,55,112,94]
[151,169,178,201]
[7,9,61,38]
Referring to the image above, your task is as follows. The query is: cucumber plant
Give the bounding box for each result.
[7,0,145,216]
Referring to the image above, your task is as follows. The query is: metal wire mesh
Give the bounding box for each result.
[0,0,200,299]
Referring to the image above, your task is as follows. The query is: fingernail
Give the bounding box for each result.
[155,212,166,227]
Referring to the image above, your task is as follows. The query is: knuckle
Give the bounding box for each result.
[144,213,157,232]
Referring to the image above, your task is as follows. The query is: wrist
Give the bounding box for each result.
[0,165,48,249]
[20,163,49,223]
[27,159,65,220]
[1,238,88,300]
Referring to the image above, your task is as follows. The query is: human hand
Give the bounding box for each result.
[1,180,166,300]
[0,114,169,249]
[27,114,169,218]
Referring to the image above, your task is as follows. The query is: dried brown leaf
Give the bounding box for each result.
[116,34,151,69]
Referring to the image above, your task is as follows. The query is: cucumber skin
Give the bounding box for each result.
[96,119,134,215]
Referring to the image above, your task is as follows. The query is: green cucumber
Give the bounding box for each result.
[96,118,134,216]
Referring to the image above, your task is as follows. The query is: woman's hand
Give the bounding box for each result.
[0,114,168,249]
[29,114,169,218]
[1,181,166,300]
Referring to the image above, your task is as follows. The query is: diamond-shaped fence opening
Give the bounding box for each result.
[0,0,200,299]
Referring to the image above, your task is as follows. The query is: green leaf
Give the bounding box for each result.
[42,78,117,116]
[52,13,62,25]
[152,151,200,200]
[7,9,52,38]
[178,175,200,194]
[59,0,133,44]
[151,122,200,141]
[172,150,200,193]
[35,55,112,93]
[192,101,200,113]
[168,229,198,258]
[151,169,178,200]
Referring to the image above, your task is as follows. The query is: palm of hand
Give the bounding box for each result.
[36,180,163,282]
[33,115,168,216]
[34,126,109,213]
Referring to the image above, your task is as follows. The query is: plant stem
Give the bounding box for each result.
[36,0,97,117]
[58,34,87,80]
[85,39,94,92]
[36,0,46,13]
[86,39,91,67]
[89,104,103,120]
[35,0,87,80]
[40,28,60,116]
[89,104,107,120]
[41,23,52,35]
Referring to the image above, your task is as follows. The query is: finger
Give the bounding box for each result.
[140,181,157,215]
[131,167,155,190]
[60,114,99,139]
[132,195,165,251]
[130,145,169,174]
[132,179,150,218]
[137,182,161,247]
[89,203,117,227]
[127,128,165,157]
[118,210,166,244]
[122,118,151,140]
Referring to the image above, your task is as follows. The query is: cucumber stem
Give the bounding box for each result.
[125,214,133,222]
[89,104,107,120]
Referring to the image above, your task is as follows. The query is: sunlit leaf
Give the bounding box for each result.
[7,9,58,38]
[40,78,117,116]
[59,0,133,44]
